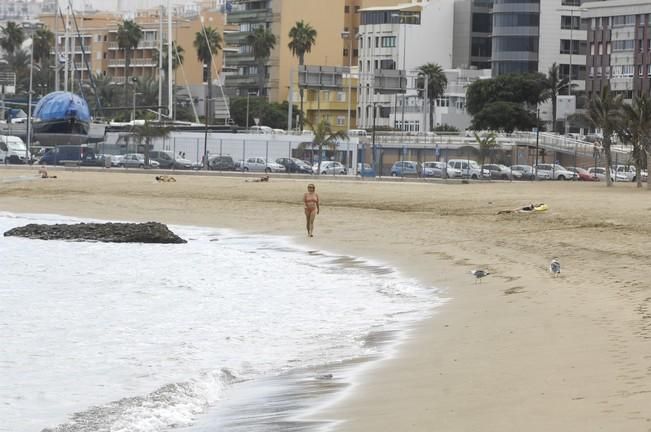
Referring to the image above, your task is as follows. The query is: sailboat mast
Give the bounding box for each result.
[167,0,172,121]
[54,0,59,91]
[158,4,163,121]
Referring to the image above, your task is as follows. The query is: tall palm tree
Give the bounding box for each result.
[620,96,651,188]
[543,63,571,133]
[194,26,222,123]
[288,20,317,131]
[117,19,143,106]
[86,73,116,112]
[584,86,623,187]
[300,119,348,171]
[417,63,447,132]
[0,21,25,55]
[32,27,54,65]
[246,27,276,97]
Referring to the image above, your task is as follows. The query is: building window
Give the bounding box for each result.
[647,64,651,76]
[381,36,396,48]
[344,5,349,13]
[375,37,379,48]
[343,48,349,57]
[379,59,396,70]
[353,48,359,57]
[562,0,581,5]
[612,15,635,27]
[336,116,345,126]
[561,15,580,30]
[560,39,587,55]
[336,91,346,102]
[612,40,635,51]
[598,42,603,54]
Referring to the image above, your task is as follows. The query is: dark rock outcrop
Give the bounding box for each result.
[3,222,187,244]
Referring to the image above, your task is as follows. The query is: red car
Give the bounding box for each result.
[567,166,599,181]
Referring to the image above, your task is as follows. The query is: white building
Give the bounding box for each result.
[357,0,454,131]
[0,0,42,24]
[434,68,491,130]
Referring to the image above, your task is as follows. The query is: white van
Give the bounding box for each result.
[347,129,368,137]
[0,135,30,164]
[447,159,483,179]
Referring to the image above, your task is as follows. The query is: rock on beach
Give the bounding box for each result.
[3,222,187,244]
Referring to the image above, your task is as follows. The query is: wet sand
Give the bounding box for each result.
[1,167,650,431]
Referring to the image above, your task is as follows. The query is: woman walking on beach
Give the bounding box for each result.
[303,183,320,237]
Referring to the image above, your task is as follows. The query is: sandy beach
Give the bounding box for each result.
[1,167,650,431]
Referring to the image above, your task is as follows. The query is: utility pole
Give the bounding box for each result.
[167,0,173,121]
[158,4,163,121]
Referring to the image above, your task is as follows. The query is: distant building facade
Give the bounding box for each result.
[583,0,651,102]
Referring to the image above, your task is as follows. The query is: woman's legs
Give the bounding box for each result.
[308,210,317,236]
[305,209,312,235]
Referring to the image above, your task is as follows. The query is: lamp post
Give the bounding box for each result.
[371,100,378,176]
[132,91,142,122]
[341,30,354,173]
[391,12,408,132]
[556,7,588,98]
[22,22,43,164]
[245,91,258,130]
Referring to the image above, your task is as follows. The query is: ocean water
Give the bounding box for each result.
[0,213,439,432]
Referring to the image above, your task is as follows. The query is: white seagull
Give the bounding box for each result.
[549,259,561,277]
[471,269,490,284]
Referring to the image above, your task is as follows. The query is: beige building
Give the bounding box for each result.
[39,7,224,89]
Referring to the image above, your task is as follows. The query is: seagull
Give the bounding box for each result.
[549,259,561,277]
[471,269,490,284]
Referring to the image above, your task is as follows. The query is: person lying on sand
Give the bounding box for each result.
[497,203,547,215]
[155,175,176,183]
[38,167,57,179]
[246,175,270,183]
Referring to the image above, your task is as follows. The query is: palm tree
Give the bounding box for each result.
[0,21,25,55]
[474,131,497,171]
[299,119,347,171]
[194,26,222,123]
[6,49,30,93]
[246,27,276,97]
[86,73,116,112]
[288,20,317,131]
[620,96,651,188]
[32,27,54,65]
[584,86,623,187]
[136,76,159,109]
[131,120,171,165]
[117,19,143,106]
[416,63,447,132]
[543,63,571,133]
[154,42,185,72]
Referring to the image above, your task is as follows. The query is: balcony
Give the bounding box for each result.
[227,8,272,23]
[107,40,160,50]
[108,58,157,67]
[225,75,257,86]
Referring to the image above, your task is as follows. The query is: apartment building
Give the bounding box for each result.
[453,0,492,70]
[583,0,651,101]
[356,0,454,131]
[0,0,41,24]
[40,8,223,84]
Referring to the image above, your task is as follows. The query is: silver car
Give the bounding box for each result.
[118,153,160,169]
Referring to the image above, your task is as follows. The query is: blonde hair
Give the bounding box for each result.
[307,184,315,189]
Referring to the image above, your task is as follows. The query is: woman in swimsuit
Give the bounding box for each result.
[303,183,320,237]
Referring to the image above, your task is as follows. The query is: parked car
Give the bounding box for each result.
[209,155,237,171]
[447,159,483,179]
[566,166,598,181]
[422,161,447,178]
[390,160,420,177]
[534,164,577,180]
[482,163,515,180]
[276,157,312,173]
[587,167,614,182]
[612,165,647,182]
[0,135,31,164]
[149,150,193,169]
[39,145,101,166]
[510,165,535,180]
[357,162,376,177]
[312,161,347,175]
[241,157,286,173]
[118,153,160,169]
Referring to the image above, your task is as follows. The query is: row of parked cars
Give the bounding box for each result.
[207,155,348,175]
[387,160,648,181]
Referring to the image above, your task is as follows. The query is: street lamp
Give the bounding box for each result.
[22,22,43,164]
[132,91,143,122]
[245,91,259,130]
[203,97,218,169]
[341,30,354,173]
[391,12,408,132]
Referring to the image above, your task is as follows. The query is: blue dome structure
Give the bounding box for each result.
[33,91,91,135]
